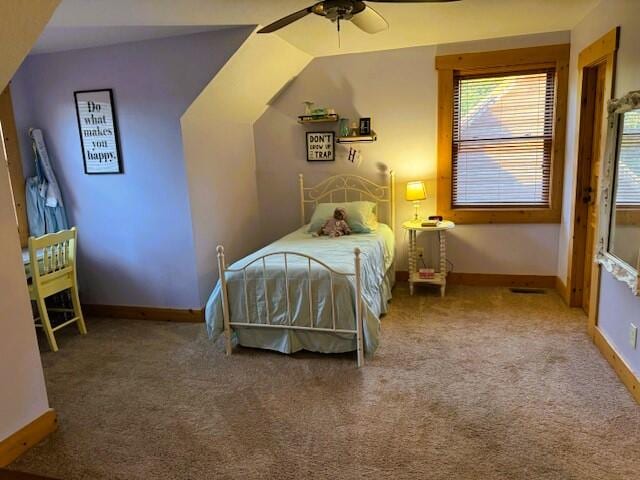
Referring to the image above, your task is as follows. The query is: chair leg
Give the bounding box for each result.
[36,297,58,352]
[70,286,87,335]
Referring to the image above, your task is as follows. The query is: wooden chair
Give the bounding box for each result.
[27,227,87,351]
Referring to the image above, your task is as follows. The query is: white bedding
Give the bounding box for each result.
[205,224,395,356]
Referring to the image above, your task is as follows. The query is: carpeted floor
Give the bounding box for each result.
[10,284,640,479]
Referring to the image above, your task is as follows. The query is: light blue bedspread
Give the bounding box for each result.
[205,224,395,357]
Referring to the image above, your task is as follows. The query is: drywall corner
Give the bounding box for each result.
[0,0,58,444]
[181,29,311,304]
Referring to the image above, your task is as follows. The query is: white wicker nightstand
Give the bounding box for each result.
[402,220,455,296]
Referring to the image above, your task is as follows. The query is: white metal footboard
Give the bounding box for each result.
[216,245,365,367]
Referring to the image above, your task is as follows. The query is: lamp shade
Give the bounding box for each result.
[405,181,427,201]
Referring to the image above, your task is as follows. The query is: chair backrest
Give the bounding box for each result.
[28,227,77,283]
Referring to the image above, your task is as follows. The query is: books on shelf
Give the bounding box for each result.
[336,131,377,143]
[298,113,339,123]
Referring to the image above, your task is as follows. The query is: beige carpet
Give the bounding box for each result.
[10,284,640,479]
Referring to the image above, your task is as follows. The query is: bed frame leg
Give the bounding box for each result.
[354,248,364,368]
[217,245,232,356]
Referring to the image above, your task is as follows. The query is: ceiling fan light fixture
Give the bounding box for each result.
[350,5,389,33]
[312,0,366,23]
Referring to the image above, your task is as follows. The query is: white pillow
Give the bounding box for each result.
[307,201,377,233]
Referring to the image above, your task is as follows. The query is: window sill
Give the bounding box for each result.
[436,206,561,224]
[616,209,640,226]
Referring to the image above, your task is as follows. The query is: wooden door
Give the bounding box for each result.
[565,26,618,335]
[570,62,608,314]
[581,64,607,314]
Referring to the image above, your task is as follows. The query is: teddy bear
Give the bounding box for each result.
[318,207,352,238]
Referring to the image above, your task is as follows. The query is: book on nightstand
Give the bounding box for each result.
[419,268,435,279]
[420,215,443,227]
[420,220,439,227]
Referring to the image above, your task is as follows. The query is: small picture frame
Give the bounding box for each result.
[359,117,371,136]
[74,89,123,174]
[306,131,335,162]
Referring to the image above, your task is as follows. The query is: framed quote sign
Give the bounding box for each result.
[306,131,335,162]
[74,89,123,174]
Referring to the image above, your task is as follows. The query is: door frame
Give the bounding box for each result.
[0,83,28,247]
[565,27,619,337]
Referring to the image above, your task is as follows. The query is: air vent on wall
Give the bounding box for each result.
[509,288,547,294]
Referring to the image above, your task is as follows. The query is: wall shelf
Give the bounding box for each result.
[336,131,377,144]
[298,114,339,124]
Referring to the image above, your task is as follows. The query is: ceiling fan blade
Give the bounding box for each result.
[350,5,389,34]
[257,5,315,33]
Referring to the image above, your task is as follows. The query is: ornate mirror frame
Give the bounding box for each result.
[596,90,640,295]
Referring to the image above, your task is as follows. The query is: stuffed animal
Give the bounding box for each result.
[318,208,352,238]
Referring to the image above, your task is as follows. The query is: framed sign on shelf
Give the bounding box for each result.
[306,131,335,162]
[74,89,123,174]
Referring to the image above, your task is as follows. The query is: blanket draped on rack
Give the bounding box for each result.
[25,128,69,236]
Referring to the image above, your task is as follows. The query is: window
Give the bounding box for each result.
[616,109,640,207]
[614,109,640,226]
[453,70,554,208]
[436,44,570,224]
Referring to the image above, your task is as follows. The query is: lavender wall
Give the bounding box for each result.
[567,0,640,375]
[11,28,252,308]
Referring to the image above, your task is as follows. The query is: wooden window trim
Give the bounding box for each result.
[436,44,570,224]
[0,84,28,246]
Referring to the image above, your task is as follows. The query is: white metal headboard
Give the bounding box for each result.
[299,171,396,230]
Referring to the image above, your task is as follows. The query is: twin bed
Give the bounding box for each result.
[205,171,396,366]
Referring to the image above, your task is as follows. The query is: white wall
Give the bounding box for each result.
[562,0,640,374]
[0,139,50,442]
[0,0,57,442]
[182,30,312,304]
[254,31,568,274]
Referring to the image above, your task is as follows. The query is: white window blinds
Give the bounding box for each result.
[616,110,640,206]
[452,69,555,208]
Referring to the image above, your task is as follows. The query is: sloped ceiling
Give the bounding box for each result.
[31,25,235,54]
[180,29,312,302]
[0,0,60,88]
[41,0,599,57]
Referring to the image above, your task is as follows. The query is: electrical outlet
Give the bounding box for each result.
[630,324,638,349]
[416,247,424,257]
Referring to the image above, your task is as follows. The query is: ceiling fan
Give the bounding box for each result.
[257,0,460,35]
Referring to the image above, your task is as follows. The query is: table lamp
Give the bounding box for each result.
[406,181,427,221]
